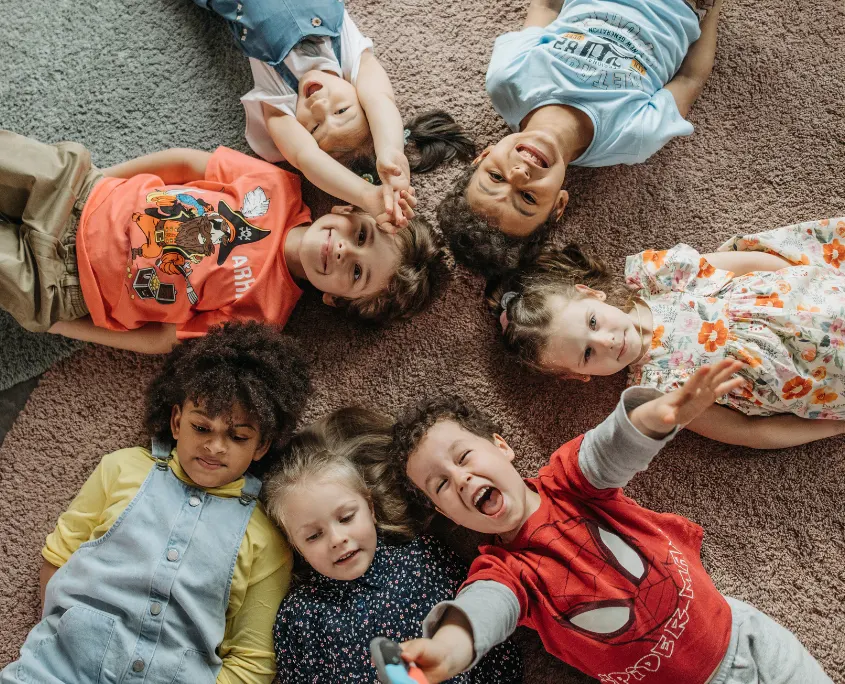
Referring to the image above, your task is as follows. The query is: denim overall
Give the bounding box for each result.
[195,0,344,90]
[0,440,261,684]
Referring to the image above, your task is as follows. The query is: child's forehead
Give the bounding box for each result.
[415,419,487,456]
[183,398,260,428]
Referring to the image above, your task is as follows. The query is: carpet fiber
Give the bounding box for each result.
[1,0,844,681]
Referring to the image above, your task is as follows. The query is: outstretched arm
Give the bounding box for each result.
[102,148,212,184]
[701,250,793,275]
[49,317,178,354]
[261,104,392,225]
[664,0,724,118]
[686,404,845,448]
[524,0,565,28]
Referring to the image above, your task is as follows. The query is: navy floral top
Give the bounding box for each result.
[274,534,523,683]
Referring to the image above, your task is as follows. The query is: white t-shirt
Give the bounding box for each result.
[240,11,373,163]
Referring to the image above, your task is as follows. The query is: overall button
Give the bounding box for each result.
[167,549,179,562]
[311,17,322,27]
[132,659,145,672]
[189,496,201,507]
[150,602,162,616]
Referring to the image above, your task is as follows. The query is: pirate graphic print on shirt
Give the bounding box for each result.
[129,187,271,306]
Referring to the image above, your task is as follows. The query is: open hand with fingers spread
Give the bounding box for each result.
[630,360,745,439]
[371,188,417,233]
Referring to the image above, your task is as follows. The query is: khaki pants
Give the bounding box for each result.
[0,131,103,332]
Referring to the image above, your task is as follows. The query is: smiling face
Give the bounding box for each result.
[466,131,569,238]
[170,400,269,489]
[281,473,378,581]
[539,289,642,378]
[293,209,401,303]
[295,70,371,156]
[406,420,537,540]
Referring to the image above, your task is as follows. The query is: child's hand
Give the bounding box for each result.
[400,638,461,684]
[632,360,744,439]
[377,150,412,224]
[364,187,417,234]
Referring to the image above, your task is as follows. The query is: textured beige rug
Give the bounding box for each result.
[1,0,844,681]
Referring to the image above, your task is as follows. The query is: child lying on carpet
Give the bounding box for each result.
[390,361,834,684]
[0,130,445,354]
[437,0,723,278]
[192,0,474,228]
[489,217,845,448]
[0,321,309,684]
[262,407,522,682]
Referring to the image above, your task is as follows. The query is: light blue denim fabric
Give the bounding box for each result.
[0,439,261,684]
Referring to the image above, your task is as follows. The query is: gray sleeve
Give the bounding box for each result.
[422,580,519,670]
[579,386,680,490]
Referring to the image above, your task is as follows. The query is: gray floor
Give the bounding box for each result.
[0,377,38,446]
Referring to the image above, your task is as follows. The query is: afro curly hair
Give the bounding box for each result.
[390,394,501,518]
[436,165,558,280]
[144,321,310,471]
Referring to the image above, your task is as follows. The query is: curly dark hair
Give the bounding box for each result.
[390,395,500,516]
[436,165,559,279]
[144,322,310,472]
[336,216,451,323]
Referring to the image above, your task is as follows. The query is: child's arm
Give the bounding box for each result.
[401,580,520,683]
[579,361,743,489]
[523,0,565,28]
[700,250,793,275]
[49,317,178,354]
[664,0,724,118]
[686,404,845,448]
[39,560,59,615]
[261,104,393,226]
[355,50,411,221]
[102,148,212,184]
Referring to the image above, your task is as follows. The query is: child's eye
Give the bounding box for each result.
[357,227,366,246]
[335,107,349,115]
[589,315,597,330]
[192,423,209,433]
[305,531,321,542]
[521,192,536,205]
[458,450,469,465]
[489,171,504,182]
[339,513,355,524]
[353,264,362,282]
[584,346,592,363]
[435,478,448,494]
[231,434,250,442]
[311,123,320,134]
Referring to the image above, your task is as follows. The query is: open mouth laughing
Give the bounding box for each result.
[472,485,504,516]
[304,81,323,99]
[516,143,550,169]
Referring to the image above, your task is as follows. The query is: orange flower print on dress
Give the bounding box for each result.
[698,320,728,352]
[697,258,715,278]
[811,388,838,405]
[812,366,827,381]
[776,280,791,294]
[801,348,817,362]
[736,348,762,367]
[823,239,845,269]
[754,293,784,308]
[836,220,845,238]
[796,304,820,313]
[650,326,664,350]
[782,376,813,400]
[642,250,668,270]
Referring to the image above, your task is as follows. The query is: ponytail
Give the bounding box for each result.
[404,110,475,173]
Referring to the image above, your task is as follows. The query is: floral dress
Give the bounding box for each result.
[273,534,523,683]
[625,217,845,419]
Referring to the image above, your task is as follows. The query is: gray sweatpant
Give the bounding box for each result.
[710,597,832,684]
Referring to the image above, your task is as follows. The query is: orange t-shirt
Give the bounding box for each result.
[77,147,311,339]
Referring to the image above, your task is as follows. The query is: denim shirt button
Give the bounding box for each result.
[150,602,162,616]
[189,496,201,507]
[132,659,145,673]
[167,549,179,562]
[311,17,322,27]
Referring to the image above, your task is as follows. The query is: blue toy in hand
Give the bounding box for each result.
[371,637,430,684]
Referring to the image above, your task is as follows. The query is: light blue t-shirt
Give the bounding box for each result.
[486,0,702,167]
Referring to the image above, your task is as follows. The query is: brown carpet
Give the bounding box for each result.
[2,0,844,681]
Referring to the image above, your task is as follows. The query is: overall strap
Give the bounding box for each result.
[273,59,300,91]
[151,436,173,470]
[238,472,263,506]
[330,33,342,64]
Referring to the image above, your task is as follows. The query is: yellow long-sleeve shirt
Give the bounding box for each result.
[42,446,292,684]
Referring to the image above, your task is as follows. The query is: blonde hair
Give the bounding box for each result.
[487,244,629,374]
[263,407,416,542]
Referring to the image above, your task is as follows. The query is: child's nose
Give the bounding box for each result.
[311,98,328,120]
[206,435,226,454]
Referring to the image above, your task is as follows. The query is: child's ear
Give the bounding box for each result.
[574,283,607,301]
[552,190,569,222]
[322,293,338,307]
[330,205,354,215]
[252,439,271,462]
[559,371,591,383]
[492,433,515,462]
[170,404,183,440]
[472,146,493,166]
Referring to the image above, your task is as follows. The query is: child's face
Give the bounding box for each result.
[170,400,269,489]
[465,131,569,238]
[539,289,641,379]
[295,70,370,155]
[296,207,401,304]
[406,420,532,539]
[282,474,378,581]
